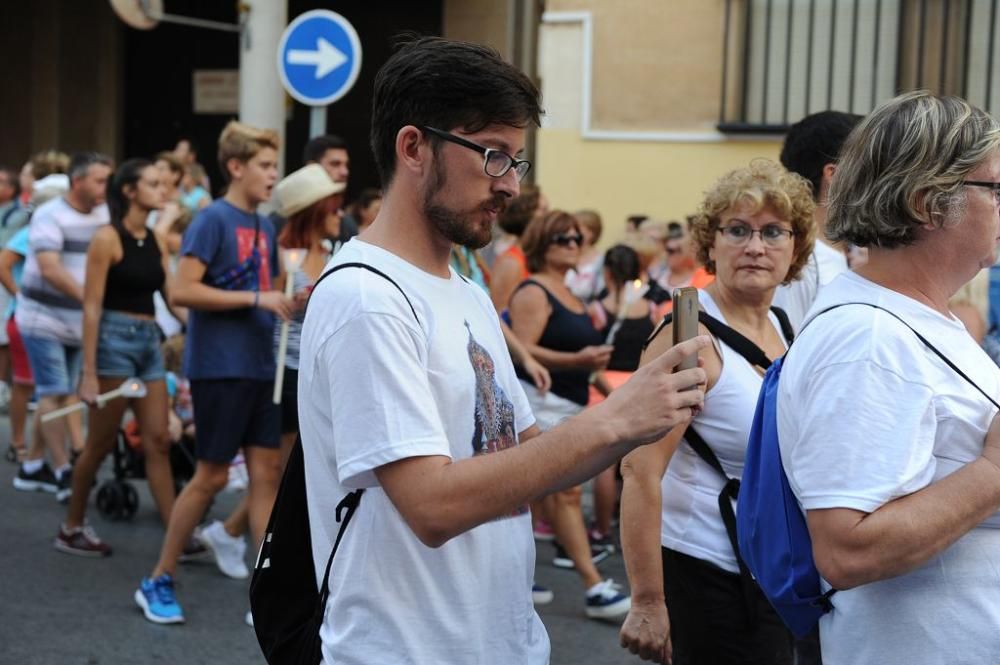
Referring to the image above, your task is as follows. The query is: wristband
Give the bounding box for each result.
[253,291,259,308]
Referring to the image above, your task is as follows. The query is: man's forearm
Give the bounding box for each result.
[172,280,254,311]
[40,263,83,302]
[810,456,1000,589]
[376,404,634,548]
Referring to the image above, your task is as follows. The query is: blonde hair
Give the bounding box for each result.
[828,91,1000,248]
[31,150,70,178]
[690,159,815,284]
[217,121,279,183]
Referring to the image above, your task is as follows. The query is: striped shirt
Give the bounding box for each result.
[15,197,108,345]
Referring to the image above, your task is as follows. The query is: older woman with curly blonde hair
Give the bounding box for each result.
[619,158,814,665]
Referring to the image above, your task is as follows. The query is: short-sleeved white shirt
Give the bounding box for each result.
[771,240,849,333]
[298,240,549,665]
[778,270,1000,665]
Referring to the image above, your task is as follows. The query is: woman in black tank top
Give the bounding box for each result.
[509,211,631,620]
[57,159,178,556]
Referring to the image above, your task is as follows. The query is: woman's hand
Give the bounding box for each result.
[620,601,672,663]
[78,373,100,407]
[522,354,551,394]
[576,344,614,371]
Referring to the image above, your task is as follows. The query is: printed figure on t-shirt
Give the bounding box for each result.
[468,322,517,457]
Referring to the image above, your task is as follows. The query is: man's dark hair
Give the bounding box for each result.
[303,135,348,165]
[780,111,863,201]
[176,136,199,157]
[68,152,113,181]
[370,35,543,187]
[0,166,20,198]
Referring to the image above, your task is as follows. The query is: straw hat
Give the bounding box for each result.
[275,164,345,218]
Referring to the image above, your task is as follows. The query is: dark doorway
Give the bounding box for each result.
[284,1,444,199]
[122,2,443,201]
[122,2,240,193]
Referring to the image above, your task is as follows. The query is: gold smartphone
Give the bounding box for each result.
[672,287,700,371]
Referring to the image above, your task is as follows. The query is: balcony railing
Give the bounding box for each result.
[718,0,1000,133]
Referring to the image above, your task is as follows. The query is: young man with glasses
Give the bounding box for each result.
[295,37,709,664]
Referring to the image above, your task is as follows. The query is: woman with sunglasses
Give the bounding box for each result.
[508,210,629,621]
[619,159,814,664]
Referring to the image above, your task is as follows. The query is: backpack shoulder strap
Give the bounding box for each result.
[314,261,420,324]
[807,302,1000,410]
[769,305,795,346]
[645,309,783,370]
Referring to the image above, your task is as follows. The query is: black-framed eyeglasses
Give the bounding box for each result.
[421,126,532,182]
[963,180,1000,203]
[551,232,584,247]
[717,222,796,248]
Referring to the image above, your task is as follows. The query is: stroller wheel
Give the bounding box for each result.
[96,480,139,521]
[120,482,139,519]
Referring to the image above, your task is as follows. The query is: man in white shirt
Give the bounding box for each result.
[297,36,709,664]
[773,111,862,331]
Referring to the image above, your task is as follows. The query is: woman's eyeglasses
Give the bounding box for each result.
[552,233,584,247]
[963,181,1000,204]
[717,222,795,248]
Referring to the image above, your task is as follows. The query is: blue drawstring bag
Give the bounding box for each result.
[737,354,834,639]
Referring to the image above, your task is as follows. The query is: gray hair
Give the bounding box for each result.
[827,91,1000,248]
[67,152,113,181]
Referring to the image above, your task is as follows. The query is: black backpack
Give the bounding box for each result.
[249,262,418,665]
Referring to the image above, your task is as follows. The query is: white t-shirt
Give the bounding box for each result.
[778,271,1000,665]
[298,240,549,665]
[16,197,108,344]
[661,291,788,573]
[771,240,848,332]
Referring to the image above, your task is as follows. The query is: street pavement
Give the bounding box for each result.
[0,423,638,665]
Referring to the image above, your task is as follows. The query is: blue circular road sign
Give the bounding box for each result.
[277,10,362,106]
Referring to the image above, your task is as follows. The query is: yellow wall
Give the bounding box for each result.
[536,129,782,248]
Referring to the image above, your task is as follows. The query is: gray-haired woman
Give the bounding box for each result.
[778,91,1000,664]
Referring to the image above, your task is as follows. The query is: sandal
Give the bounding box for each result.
[5,444,26,464]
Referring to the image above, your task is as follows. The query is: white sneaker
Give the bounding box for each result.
[197,520,249,579]
[585,578,631,620]
[245,610,254,627]
[226,455,249,492]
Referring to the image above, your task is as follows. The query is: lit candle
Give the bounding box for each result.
[273,248,307,404]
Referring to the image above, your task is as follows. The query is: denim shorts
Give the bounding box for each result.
[96,310,165,382]
[20,334,82,397]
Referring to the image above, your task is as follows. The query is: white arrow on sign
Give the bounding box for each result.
[287,37,347,79]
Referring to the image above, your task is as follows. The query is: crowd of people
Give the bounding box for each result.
[6,34,1000,665]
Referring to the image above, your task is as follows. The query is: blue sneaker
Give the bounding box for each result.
[134,574,185,624]
[584,578,631,620]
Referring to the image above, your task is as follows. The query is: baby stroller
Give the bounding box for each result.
[96,373,198,520]
[96,424,197,521]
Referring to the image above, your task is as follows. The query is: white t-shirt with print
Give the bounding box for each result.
[771,240,848,332]
[297,240,548,665]
[777,270,1000,665]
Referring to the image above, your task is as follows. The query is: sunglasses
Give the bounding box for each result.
[552,233,584,247]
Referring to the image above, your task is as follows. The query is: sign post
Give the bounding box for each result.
[277,10,362,138]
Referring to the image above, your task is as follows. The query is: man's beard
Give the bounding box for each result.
[423,160,506,250]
